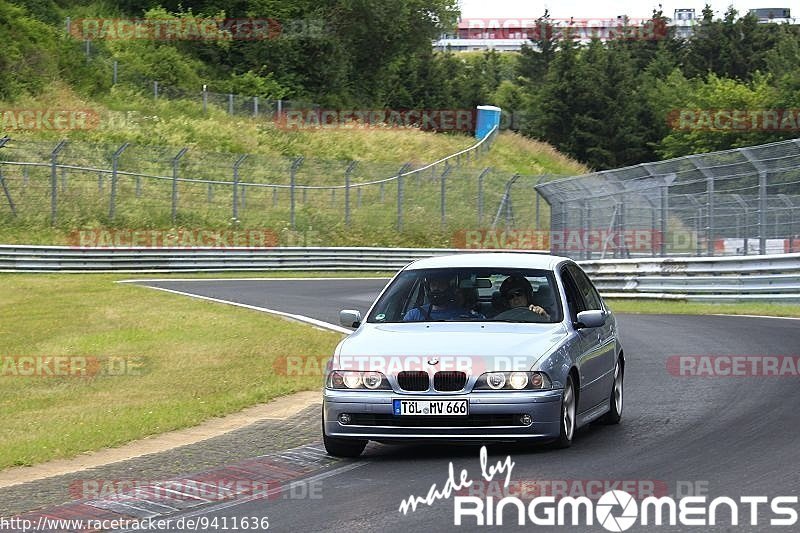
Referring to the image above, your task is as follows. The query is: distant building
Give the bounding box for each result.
[672,8,695,39]
[432,7,795,52]
[749,8,792,23]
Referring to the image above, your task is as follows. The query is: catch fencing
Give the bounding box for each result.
[536,138,800,259]
[0,128,508,234]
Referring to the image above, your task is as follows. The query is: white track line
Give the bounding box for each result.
[118,277,390,283]
[124,284,352,334]
[712,314,800,321]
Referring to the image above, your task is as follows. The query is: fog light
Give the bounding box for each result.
[338,413,352,425]
[520,414,532,426]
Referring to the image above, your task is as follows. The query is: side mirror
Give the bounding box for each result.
[339,309,362,328]
[575,310,606,329]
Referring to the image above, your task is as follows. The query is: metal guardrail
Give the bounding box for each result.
[1,246,799,302]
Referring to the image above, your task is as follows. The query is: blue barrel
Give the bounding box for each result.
[475,105,501,140]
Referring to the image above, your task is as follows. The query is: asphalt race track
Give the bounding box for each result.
[120,279,800,531]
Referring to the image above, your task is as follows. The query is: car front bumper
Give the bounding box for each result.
[323,388,563,441]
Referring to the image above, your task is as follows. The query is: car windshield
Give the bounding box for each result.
[367,268,562,323]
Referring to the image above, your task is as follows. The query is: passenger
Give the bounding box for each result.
[494,274,551,321]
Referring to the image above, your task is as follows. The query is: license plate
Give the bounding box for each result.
[393,399,468,416]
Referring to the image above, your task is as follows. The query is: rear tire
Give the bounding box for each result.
[601,357,623,425]
[322,414,367,458]
[551,375,576,449]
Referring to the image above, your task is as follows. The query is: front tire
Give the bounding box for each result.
[601,357,623,425]
[322,414,367,458]
[552,375,576,449]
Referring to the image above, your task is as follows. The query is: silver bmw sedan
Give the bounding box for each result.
[322,252,624,457]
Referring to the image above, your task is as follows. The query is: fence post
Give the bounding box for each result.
[171,148,188,223]
[345,161,356,226]
[113,61,118,85]
[154,81,159,100]
[477,168,490,226]
[396,163,411,231]
[253,96,259,117]
[0,138,15,216]
[202,85,207,113]
[50,140,67,225]
[706,174,715,256]
[232,154,247,221]
[0,167,15,217]
[534,175,547,230]
[440,164,453,230]
[290,157,303,229]
[109,142,129,220]
[228,93,234,115]
[759,170,767,255]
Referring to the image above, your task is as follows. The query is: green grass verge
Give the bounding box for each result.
[606,299,800,318]
[0,273,343,469]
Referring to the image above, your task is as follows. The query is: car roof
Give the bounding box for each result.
[404,252,570,271]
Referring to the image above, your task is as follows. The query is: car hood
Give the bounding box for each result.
[334,322,569,373]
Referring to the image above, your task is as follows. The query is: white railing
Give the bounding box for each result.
[2,246,799,302]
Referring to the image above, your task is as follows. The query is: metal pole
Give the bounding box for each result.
[441,165,453,230]
[535,175,546,230]
[254,96,259,117]
[50,140,67,225]
[113,61,118,85]
[396,163,411,231]
[477,168,490,226]
[345,161,356,226]
[228,93,234,115]
[109,143,129,220]
[660,185,668,256]
[759,170,767,254]
[290,157,303,229]
[0,167,16,216]
[232,154,247,221]
[706,175,715,256]
[272,187,277,207]
[154,81,158,99]
[171,148,188,223]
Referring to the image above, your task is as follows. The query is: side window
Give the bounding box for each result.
[559,267,586,322]
[567,264,602,311]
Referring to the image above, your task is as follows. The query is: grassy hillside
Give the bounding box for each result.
[0,84,587,247]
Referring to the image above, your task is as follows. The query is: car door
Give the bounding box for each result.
[560,265,605,412]
[567,263,616,409]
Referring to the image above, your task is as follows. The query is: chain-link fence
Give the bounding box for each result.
[536,138,800,258]
[0,130,522,240]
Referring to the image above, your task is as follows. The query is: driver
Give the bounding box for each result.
[403,272,484,321]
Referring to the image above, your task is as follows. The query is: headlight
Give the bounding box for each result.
[327,370,391,390]
[474,371,551,391]
[486,372,506,390]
